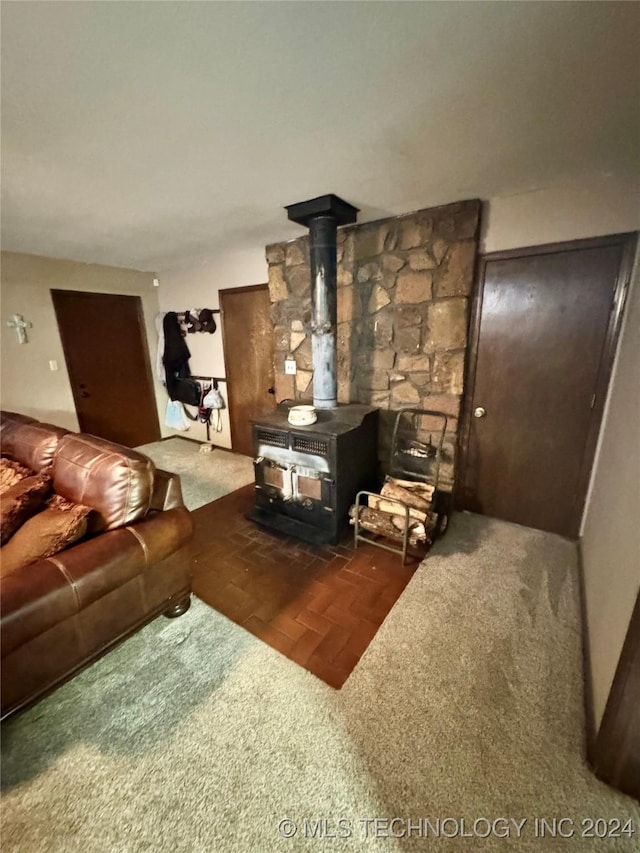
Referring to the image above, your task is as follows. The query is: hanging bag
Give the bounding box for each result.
[202,381,225,432]
[165,400,190,431]
[202,386,225,410]
[172,375,201,407]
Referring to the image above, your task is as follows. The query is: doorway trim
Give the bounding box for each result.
[456,232,637,532]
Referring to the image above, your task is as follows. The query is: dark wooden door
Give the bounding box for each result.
[51,290,160,447]
[220,284,276,456]
[460,234,636,537]
[593,589,640,800]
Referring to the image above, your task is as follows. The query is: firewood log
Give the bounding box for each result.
[385,477,435,500]
[380,481,432,512]
[390,514,427,541]
[368,494,427,522]
[349,505,427,545]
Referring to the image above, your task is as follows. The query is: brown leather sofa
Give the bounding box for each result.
[0,411,194,720]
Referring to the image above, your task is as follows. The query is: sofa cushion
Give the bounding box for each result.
[1,421,69,474]
[0,458,33,495]
[0,473,52,545]
[52,433,155,532]
[0,504,91,577]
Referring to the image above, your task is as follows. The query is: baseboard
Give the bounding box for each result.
[577,538,598,764]
[160,434,234,453]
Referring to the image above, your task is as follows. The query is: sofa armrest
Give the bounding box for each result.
[1,506,193,657]
[150,468,186,511]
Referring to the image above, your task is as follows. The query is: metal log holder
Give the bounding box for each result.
[353,407,449,564]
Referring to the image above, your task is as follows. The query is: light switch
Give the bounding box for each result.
[49,360,59,371]
[285,358,297,375]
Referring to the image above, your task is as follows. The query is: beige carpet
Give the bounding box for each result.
[2,509,638,852]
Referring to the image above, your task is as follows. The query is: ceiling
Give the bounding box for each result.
[2,2,639,272]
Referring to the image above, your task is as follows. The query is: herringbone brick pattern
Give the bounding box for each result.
[187,485,419,688]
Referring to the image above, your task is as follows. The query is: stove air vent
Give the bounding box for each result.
[257,428,288,449]
[292,435,329,456]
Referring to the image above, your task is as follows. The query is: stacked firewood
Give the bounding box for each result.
[349,477,437,547]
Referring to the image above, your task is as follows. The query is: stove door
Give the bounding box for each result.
[254,458,335,530]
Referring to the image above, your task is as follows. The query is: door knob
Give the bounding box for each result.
[268,387,275,395]
[474,406,486,418]
[79,391,90,398]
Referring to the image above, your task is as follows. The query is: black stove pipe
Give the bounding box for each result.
[285,194,359,409]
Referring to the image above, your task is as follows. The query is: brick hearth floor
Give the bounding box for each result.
[186,484,420,688]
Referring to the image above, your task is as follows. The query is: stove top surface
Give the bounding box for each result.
[252,401,377,436]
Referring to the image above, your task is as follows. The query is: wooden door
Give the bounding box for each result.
[51,290,160,447]
[459,234,636,537]
[220,284,276,456]
[593,589,640,800]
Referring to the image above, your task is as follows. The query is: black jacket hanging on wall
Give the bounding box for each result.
[162,312,200,405]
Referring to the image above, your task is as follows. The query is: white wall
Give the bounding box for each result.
[155,248,268,448]
[0,252,162,432]
[482,175,640,252]
[580,244,640,730]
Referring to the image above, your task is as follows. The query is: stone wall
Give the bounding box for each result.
[265,200,481,487]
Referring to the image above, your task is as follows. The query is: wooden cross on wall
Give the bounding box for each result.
[7,313,32,344]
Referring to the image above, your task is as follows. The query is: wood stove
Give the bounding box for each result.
[247,401,378,545]
[246,193,379,545]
